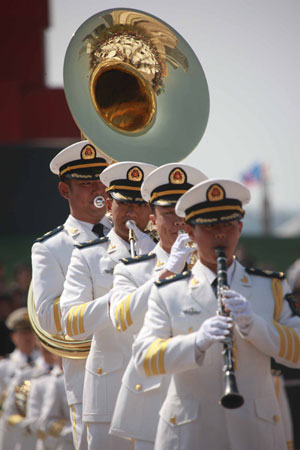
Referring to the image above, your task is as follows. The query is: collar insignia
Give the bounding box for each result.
[156,259,164,268]
[240,275,249,283]
[69,227,79,235]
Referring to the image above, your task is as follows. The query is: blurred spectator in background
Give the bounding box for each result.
[0,292,14,357]
[9,263,32,309]
[0,263,6,294]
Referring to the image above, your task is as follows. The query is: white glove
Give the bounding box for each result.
[195,315,232,352]
[165,233,195,274]
[222,289,253,335]
[126,220,155,255]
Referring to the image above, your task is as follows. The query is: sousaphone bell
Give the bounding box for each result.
[63,8,210,164]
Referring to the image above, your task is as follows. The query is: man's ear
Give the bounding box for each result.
[58,181,70,200]
[238,221,243,236]
[105,197,112,212]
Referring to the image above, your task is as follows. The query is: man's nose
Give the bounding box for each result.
[174,217,185,228]
[214,225,226,240]
[126,205,138,218]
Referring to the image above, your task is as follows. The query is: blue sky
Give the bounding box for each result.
[45,0,300,220]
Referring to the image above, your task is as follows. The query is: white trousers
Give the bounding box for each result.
[134,439,154,450]
[87,422,133,450]
[70,403,88,450]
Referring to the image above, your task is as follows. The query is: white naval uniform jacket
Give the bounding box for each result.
[109,243,171,442]
[133,260,300,450]
[1,357,51,450]
[0,348,41,397]
[60,228,133,422]
[31,214,111,406]
[40,370,73,450]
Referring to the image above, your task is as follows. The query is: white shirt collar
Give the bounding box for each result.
[193,257,237,286]
[72,215,112,236]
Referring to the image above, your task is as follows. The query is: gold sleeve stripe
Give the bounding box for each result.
[115,302,122,331]
[72,305,82,336]
[291,328,300,363]
[287,439,295,449]
[151,339,165,376]
[143,338,171,376]
[78,303,88,334]
[53,297,62,332]
[144,338,164,376]
[272,278,283,321]
[125,294,133,328]
[115,295,133,332]
[273,321,300,363]
[158,339,171,374]
[119,299,126,332]
[273,321,286,358]
[282,325,293,361]
[66,305,78,337]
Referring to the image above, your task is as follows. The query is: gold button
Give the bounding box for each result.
[273,415,280,423]
[135,384,142,391]
[170,416,176,424]
[188,327,193,333]
[97,368,103,374]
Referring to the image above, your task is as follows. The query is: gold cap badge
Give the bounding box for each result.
[81,144,96,160]
[207,184,225,202]
[170,168,186,184]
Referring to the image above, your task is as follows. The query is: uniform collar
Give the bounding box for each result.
[106,228,130,260]
[153,243,170,270]
[193,258,237,286]
[65,214,112,237]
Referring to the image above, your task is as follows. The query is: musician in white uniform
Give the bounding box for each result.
[109,163,207,450]
[0,307,41,450]
[60,161,156,450]
[1,313,58,450]
[37,359,74,450]
[31,140,113,450]
[133,178,300,450]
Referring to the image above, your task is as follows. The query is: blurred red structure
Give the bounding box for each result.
[0,0,79,142]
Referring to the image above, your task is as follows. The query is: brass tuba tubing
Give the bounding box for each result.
[215,247,244,409]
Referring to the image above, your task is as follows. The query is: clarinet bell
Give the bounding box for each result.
[220,370,244,409]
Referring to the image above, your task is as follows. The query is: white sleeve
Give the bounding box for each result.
[31,242,65,335]
[60,248,111,340]
[243,280,300,369]
[110,262,156,336]
[133,285,198,377]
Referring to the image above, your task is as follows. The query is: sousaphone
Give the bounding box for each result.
[64,7,209,164]
[28,8,210,359]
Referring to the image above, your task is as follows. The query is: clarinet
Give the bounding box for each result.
[215,247,244,409]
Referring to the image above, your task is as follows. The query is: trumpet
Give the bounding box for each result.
[215,247,244,409]
[126,220,137,258]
